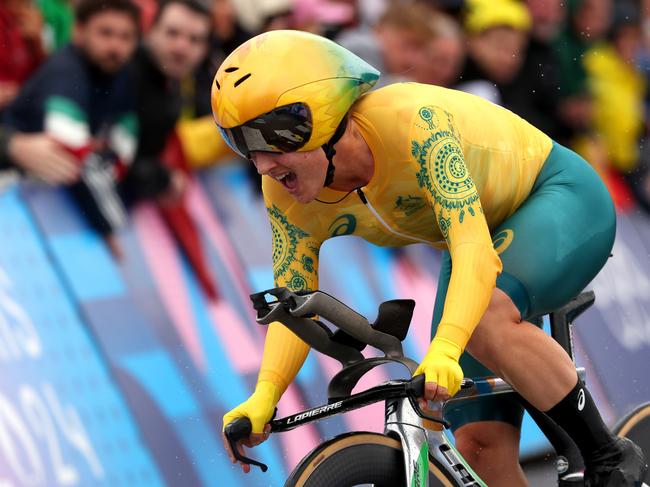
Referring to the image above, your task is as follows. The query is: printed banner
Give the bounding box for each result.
[578,212,650,419]
[0,184,163,487]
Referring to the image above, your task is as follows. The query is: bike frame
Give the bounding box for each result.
[385,372,569,487]
[228,288,596,486]
[265,372,569,486]
[385,395,484,487]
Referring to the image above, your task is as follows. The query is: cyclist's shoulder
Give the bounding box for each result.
[354,84,493,147]
[351,84,461,162]
[354,82,453,113]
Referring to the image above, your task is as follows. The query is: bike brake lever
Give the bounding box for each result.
[409,396,451,429]
[406,375,476,429]
[405,375,450,428]
[223,417,269,472]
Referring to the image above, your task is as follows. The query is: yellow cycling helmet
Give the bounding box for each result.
[211,30,380,163]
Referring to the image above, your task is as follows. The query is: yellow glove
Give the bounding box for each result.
[414,337,464,397]
[222,381,280,434]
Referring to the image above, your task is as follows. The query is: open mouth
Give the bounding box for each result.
[276,172,298,191]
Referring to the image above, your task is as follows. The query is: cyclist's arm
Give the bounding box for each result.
[257,201,323,397]
[411,106,502,354]
[176,115,237,168]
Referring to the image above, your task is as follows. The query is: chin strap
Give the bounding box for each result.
[321,117,348,187]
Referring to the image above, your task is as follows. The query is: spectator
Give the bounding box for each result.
[122,0,219,299]
[337,0,381,27]
[460,0,564,139]
[122,0,212,204]
[553,0,612,141]
[211,0,251,56]
[584,6,645,173]
[3,0,140,256]
[293,0,356,37]
[197,0,252,121]
[584,3,650,212]
[38,0,74,51]
[460,0,563,136]
[259,0,294,31]
[518,0,565,139]
[415,0,465,17]
[0,0,47,112]
[527,0,564,41]
[411,11,465,87]
[232,0,292,33]
[132,0,158,33]
[336,0,439,87]
[0,127,78,184]
[458,0,532,104]
[254,0,355,38]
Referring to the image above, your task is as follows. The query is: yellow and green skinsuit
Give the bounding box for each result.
[258,82,553,394]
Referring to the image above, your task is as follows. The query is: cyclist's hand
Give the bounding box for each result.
[221,381,279,473]
[414,337,463,404]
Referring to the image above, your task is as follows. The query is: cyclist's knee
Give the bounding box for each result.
[481,289,521,329]
[454,421,520,469]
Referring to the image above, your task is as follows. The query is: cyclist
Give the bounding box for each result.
[213,30,647,486]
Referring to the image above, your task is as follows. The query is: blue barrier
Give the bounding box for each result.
[0,184,163,486]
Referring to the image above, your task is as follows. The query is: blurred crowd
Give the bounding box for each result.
[1,0,650,262]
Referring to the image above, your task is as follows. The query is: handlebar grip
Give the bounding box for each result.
[223,418,269,472]
[407,374,475,398]
[406,373,426,397]
[406,375,476,429]
[405,375,450,428]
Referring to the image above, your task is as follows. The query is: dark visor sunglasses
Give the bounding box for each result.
[218,103,313,159]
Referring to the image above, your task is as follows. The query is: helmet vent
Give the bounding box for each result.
[225,67,239,72]
[215,79,220,90]
[234,73,252,87]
